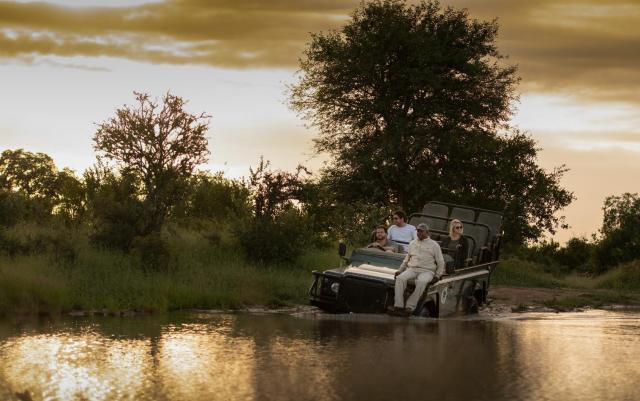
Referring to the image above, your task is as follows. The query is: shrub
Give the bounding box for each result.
[236,208,310,265]
[132,232,171,271]
[556,237,595,273]
[595,260,640,293]
[0,224,83,263]
[85,168,145,251]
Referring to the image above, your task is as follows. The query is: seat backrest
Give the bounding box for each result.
[450,207,475,223]
[476,211,502,236]
[463,236,476,258]
[464,224,489,252]
[409,214,448,232]
[423,203,449,218]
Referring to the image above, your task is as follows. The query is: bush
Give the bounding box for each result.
[504,237,596,275]
[595,259,640,293]
[132,233,171,271]
[492,257,562,288]
[236,208,310,265]
[0,224,83,263]
[174,173,251,225]
[85,169,145,251]
[592,227,640,274]
[556,237,595,273]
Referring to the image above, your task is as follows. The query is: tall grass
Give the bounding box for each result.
[492,256,640,304]
[594,260,640,293]
[492,257,562,288]
[0,225,341,316]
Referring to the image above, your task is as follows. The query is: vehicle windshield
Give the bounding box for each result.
[350,248,405,269]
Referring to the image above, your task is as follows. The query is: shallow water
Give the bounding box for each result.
[0,310,639,401]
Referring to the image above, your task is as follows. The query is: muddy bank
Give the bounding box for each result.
[488,285,640,313]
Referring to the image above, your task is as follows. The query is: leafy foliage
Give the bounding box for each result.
[84,165,145,251]
[290,0,573,243]
[0,149,85,225]
[173,172,251,225]
[236,159,312,264]
[94,92,210,235]
[593,193,640,272]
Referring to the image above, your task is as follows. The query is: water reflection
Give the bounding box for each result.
[0,311,638,401]
[0,332,153,400]
[157,321,256,401]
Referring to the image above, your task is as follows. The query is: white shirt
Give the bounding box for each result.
[388,224,417,245]
[398,237,445,277]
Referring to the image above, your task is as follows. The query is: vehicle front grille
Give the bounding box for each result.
[338,277,389,313]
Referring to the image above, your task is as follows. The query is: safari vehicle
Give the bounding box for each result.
[309,201,503,317]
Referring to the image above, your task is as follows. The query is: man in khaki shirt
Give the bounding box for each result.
[391,223,444,315]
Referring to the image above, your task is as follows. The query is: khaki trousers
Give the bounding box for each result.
[394,268,435,310]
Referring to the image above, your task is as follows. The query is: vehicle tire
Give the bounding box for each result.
[466,295,479,314]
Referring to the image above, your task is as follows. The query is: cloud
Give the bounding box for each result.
[0,0,639,102]
[448,0,640,103]
[0,0,357,68]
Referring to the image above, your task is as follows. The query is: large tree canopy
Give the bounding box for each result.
[290,0,573,243]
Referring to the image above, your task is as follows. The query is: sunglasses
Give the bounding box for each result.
[454,226,463,230]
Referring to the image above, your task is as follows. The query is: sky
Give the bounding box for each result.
[0,0,639,242]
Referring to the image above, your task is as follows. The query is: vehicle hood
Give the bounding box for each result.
[344,264,396,280]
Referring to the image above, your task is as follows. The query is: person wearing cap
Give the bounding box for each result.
[390,223,445,316]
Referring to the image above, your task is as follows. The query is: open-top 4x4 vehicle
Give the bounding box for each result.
[309,201,503,317]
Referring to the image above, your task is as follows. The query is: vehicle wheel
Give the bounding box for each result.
[466,295,479,314]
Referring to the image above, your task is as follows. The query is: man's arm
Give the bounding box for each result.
[395,252,411,276]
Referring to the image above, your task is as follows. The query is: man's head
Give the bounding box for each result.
[375,225,388,241]
[416,223,429,240]
[392,210,407,227]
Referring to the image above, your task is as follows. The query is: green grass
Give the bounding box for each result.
[493,256,640,309]
[0,227,341,316]
[2,223,638,316]
[492,257,563,288]
[594,259,640,293]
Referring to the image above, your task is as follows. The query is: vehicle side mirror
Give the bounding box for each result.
[338,241,347,258]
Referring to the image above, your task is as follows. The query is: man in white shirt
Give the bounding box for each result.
[387,210,416,251]
[390,223,445,316]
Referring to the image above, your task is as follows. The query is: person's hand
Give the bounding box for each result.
[432,275,440,284]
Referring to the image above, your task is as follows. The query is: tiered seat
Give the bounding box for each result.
[450,207,475,223]
[411,201,504,265]
[477,211,503,238]
[421,203,449,231]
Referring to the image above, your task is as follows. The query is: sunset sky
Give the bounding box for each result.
[0,0,638,242]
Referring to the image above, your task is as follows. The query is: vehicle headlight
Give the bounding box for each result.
[330,282,340,294]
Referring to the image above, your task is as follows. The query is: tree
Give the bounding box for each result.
[0,149,59,199]
[593,193,640,271]
[0,149,85,224]
[94,92,210,235]
[290,0,573,243]
[236,158,311,264]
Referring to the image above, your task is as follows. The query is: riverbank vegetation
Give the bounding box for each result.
[1,1,638,316]
[0,223,342,315]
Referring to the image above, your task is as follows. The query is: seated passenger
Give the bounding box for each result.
[367,225,397,253]
[440,219,469,269]
[387,210,416,251]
